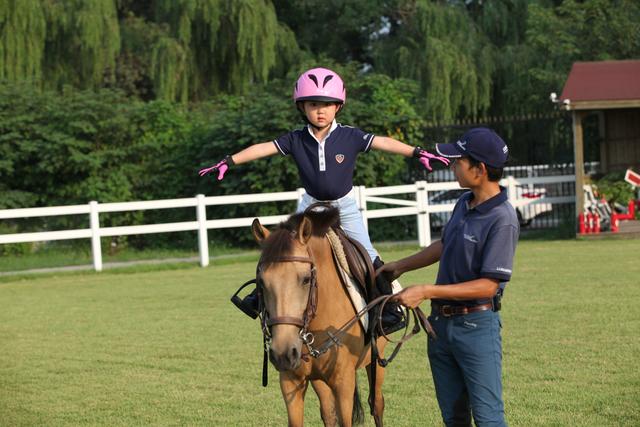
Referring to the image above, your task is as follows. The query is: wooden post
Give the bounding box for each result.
[89,201,102,272]
[415,181,430,247]
[355,186,368,231]
[573,111,587,228]
[196,194,209,267]
[597,111,607,174]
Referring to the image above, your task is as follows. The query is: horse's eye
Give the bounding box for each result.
[301,276,311,286]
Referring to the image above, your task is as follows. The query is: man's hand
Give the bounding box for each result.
[413,147,450,171]
[392,285,430,309]
[198,155,234,181]
[375,261,403,282]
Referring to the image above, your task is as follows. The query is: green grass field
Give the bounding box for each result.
[1,239,639,426]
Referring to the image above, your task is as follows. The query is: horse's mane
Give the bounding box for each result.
[260,203,339,266]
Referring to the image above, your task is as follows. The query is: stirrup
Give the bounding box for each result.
[380,303,407,335]
[380,319,407,335]
[230,279,259,319]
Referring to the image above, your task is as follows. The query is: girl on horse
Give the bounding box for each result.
[199,67,449,334]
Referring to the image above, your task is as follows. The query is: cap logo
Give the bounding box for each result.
[456,140,467,151]
[503,146,508,154]
[335,154,345,164]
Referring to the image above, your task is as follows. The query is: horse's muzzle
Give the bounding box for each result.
[269,345,302,371]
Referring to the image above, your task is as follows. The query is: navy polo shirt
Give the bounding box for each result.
[273,121,374,200]
[434,187,519,307]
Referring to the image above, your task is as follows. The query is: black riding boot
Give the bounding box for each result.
[230,288,260,319]
[373,257,406,334]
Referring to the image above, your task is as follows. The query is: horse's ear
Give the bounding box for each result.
[252,218,270,243]
[297,216,313,245]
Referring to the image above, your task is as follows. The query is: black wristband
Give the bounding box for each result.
[413,146,423,158]
[224,154,235,166]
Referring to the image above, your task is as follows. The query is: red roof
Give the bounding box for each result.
[560,60,640,103]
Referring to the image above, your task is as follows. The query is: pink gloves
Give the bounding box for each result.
[413,147,450,171]
[198,155,234,181]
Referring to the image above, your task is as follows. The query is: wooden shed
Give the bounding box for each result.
[558,60,640,219]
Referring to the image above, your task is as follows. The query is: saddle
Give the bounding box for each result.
[330,226,376,301]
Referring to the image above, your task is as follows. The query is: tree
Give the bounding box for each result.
[0,0,46,82]
[42,0,121,90]
[1,0,302,101]
[497,0,640,113]
[149,0,301,101]
[466,0,529,48]
[372,0,495,121]
[272,0,387,65]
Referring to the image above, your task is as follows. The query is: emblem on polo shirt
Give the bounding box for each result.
[463,233,478,243]
[335,154,345,163]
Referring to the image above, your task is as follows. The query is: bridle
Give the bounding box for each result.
[242,237,435,388]
[258,249,318,340]
[250,246,319,387]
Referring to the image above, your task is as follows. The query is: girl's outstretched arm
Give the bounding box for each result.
[370,136,449,171]
[198,142,278,180]
[370,136,414,156]
[230,141,278,164]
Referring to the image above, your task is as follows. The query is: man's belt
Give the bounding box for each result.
[431,302,494,317]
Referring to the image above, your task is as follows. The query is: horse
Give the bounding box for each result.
[251,205,388,427]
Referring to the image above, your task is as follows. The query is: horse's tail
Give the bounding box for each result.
[352,377,364,425]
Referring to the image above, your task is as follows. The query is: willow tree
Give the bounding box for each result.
[272,0,387,64]
[41,0,120,90]
[0,0,46,82]
[372,0,494,121]
[151,0,300,101]
[493,0,640,114]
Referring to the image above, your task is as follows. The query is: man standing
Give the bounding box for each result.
[377,127,519,426]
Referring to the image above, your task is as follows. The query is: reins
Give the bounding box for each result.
[245,242,437,387]
[299,294,436,365]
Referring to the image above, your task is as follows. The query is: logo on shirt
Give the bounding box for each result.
[496,267,512,274]
[335,154,345,164]
[463,233,478,243]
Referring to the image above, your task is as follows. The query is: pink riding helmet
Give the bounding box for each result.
[293,68,346,104]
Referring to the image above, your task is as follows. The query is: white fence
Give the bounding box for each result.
[0,176,576,272]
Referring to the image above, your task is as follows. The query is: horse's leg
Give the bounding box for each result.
[330,370,356,427]
[311,379,338,427]
[366,340,386,427]
[280,371,308,427]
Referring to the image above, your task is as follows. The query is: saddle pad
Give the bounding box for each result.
[326,229,368,331]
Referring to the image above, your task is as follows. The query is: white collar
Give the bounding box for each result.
[306,120,338,144]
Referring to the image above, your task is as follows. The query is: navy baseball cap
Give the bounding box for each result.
[435,127,508,168]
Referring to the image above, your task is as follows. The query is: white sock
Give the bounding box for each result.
[391,279,403,294]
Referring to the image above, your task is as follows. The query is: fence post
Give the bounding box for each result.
[355,185,368,231]
[506,175,518,207]
[89,201,102,272]
[196,194,209,267]
[416,181,431,247]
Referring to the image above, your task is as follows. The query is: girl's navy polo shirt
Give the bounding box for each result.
[434,187,519,307]
[273,122,374,200]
